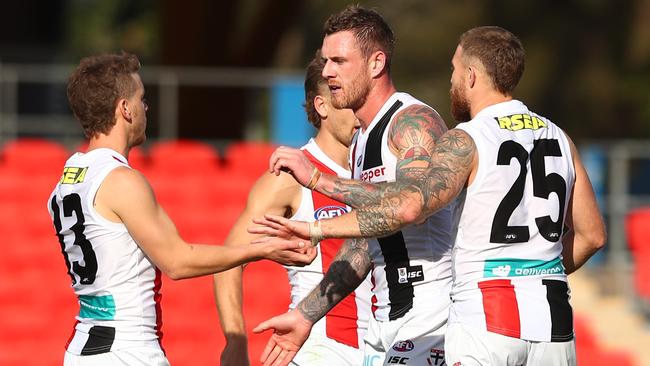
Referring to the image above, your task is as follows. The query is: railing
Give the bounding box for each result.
[0,62,303,146]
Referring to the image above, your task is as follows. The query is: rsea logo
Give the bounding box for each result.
[494,113,547,131]
[314,205,349,220]
[392,340,414,352]
[60,166,88,184]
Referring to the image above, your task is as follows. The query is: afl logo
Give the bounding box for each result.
[356,155,363,167]
[392,340,414,352]
[314,205,349,220]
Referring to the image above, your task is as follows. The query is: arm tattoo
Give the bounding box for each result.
[321,105,448,209]
[356,129,476,237]
[297,238,371,323]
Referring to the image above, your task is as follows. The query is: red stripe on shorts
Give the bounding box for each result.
[478,279,521,338]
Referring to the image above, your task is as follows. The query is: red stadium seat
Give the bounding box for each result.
[1,138,70,168]
[223,141,277,178]
[625,208,650,300]
[0,138,68,176]
[149,139,220,174]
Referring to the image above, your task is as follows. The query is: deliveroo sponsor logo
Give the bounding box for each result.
[484,257,565,278]
[78,294,116,320]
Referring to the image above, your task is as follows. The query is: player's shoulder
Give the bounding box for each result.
[250,170,302,197]
[390,101,447,141]
[104,165,151,192]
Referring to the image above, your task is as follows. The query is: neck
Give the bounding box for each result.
[356,77,397,131]
[470,91,513,119]
[313,131,351,169]
[87,132,130,159]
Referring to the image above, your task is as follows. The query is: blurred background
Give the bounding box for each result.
[0,0,649,365]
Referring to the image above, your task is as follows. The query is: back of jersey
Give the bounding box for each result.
[452,100,575,342]
[48,148,162,355]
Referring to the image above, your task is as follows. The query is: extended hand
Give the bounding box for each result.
[249,215,311,243]
[253,309,313,366]
[269,147,315,187]
[261,240,317,266]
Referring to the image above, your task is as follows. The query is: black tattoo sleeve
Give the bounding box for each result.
[356,129,476,237]
[297,238,372,323]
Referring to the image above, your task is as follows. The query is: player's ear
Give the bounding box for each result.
[314,95,328,119]
[369,51,386,78]
[467,66,476,89]
[117,98,132,121]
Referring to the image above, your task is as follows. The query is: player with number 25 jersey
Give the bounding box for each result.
[451,100,575,342]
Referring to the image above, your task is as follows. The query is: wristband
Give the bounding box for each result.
[309,220,323,247]
[306,167,322,190]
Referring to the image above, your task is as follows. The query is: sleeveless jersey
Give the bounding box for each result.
[286,139,373,348]
[47,148,163,355]
[451,99,576,342]
[351,92,454,322]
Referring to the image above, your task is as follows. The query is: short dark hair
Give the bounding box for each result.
[324,5,395,72]
[304,51,327,128]
[67,52,141,138]
[459,26,525,95]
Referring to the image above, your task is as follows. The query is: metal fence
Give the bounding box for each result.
[0,62,303,147]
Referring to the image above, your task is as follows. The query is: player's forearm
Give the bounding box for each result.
[316,184,425,240]
[214,268,247,336]
[561,228,606,274]
[166,244,262,280]
[313,173,385,208]
[298,239,371,322]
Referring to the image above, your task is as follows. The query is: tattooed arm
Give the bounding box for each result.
[297,238,372,322]
[316,128,477,238]
[317,104,447,207]
[251,238,371,365]
[256,129,477,241]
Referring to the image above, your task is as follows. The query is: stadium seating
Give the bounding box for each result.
[223,140,278,178]
[148,139,221,174]
[0,138,69,174]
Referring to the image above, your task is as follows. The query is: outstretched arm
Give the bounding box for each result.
[252,238,372,366]
[97,167,314,280]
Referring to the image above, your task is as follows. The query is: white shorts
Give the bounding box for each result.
[63,347,169,366]
[290,334,364,366]
[363,307,447,366]
[445,322,576,366]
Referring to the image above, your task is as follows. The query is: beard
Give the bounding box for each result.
[450,84,471,122]
[331,72,371,111]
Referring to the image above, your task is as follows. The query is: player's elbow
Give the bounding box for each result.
[590,226,607,252]
[157,255,192,281]
[396,198,424,226]
[158,262,185,280]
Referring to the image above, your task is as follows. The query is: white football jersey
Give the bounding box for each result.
[48,148,163,355]
[451,99,576,342]
[286,139,373,349]
[351,92,454,323]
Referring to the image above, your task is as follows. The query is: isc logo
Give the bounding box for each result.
[314,205,349,220]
